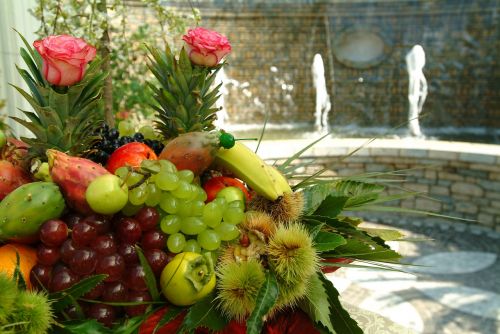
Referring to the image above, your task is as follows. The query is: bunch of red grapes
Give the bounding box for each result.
[30,207,170,327]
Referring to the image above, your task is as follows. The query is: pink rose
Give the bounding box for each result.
[33,35,97,86]
[182,27,231,67]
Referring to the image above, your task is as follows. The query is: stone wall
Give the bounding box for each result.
[161,0,500,140]
[253,139,500,231]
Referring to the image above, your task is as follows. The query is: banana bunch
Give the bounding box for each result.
[213,142,292,200]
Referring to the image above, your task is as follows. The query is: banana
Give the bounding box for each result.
[265,164,292,195]
[214,142,289,200]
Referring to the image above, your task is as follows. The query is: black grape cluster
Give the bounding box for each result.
[88,123,165,164]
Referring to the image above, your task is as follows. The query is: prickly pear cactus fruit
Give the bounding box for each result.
[158,131,223,175]
[0,160,32,200]
[0,181,65,241]
[47,149,110,214]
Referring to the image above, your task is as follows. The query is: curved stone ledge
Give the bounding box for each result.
[251,138,500,231]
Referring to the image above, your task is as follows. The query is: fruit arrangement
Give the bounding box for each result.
[0,29,411,334]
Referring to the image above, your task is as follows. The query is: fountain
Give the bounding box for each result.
[312,54,331,133]
[405,45,428,138]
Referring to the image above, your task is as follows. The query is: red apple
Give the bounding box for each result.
[106,142,157,174]
[203,176,251,203]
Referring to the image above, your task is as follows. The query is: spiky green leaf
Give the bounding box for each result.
[299,272,335,333]
[180,292,228,332]
[246,271,279,334]
[319,274,363,334]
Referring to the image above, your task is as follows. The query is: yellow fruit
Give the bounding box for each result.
[0,243,37,289]
[160,252,215,306]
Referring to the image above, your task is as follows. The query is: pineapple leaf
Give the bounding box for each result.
[48,89,70,121]
[15,29,43,68]
[47,124,64,146]
[173,61,190,96]
[179,47,193,77]
[20,47,44,85]
[16,67,45,105]
[10,116,47,141]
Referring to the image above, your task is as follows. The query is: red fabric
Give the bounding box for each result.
[321,257,354,274]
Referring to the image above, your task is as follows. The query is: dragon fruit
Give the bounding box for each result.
[47,149,110,214]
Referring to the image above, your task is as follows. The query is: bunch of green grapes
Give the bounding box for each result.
[115,160,245,253]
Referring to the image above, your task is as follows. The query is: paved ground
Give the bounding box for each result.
[328,219,500,334]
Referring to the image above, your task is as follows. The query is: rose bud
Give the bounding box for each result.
[182,27,231,67]
[33,35,96,86]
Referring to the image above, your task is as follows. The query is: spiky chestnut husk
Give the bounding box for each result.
[9,290,52,334]
[0,274,18,322]
[216,259,266,321]
[273,277,308,311]
[267,223,319,284]
[241,211,276,238]
[248,192,304,225]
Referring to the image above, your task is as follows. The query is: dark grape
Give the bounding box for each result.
[141,230,166,250]
[91,234,117,255]
[87,303,116,327]
[117,243,139,264]
[50,267,79,292]
[125,290,152,317]
[133,133,144,142]
[64,213,84,229]
[134,206,160,231]
[124,264,148,291]
[108,128,119,140]
[144,249,168,276]
[72,222,98,247]
[95,253,125,282]
[69,248,98,275]
[102,281,128,302]
[83,215,111,235]
[30,264,52,289]
[60,239,77,264]
[116,218,142,243]
[37,245,61,266]
[40,219,68,247]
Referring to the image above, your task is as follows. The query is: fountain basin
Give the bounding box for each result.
[248,138,500,231]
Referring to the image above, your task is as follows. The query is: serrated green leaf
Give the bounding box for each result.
[246,271,279,334]
[299,272,335,333]
[113,315,147,334]
[333,239,401,262]
[55,319,112,334]
[314,232,346,252]
[300,183,336,215]
[180,292,228,332]
[136,246,160,301]
[314,196,349,218]
[319,274,363,334]
[49,274,107,312]
[303,220,325,239]
[359,228,405,241]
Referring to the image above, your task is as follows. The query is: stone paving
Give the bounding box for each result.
[328,219,500,334]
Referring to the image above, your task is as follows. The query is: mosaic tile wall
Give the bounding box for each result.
[161,0,500,138]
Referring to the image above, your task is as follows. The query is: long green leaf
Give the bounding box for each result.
[136,246,160,301]
[299,272,335,333]
[300,183,336,215]
[314,232,346,252]
[319,274,363,334]
[246,271,279,334]
[277,132,332,172]
[180,292,228,332]
[49,274,107,312]
[314,196,349,218]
